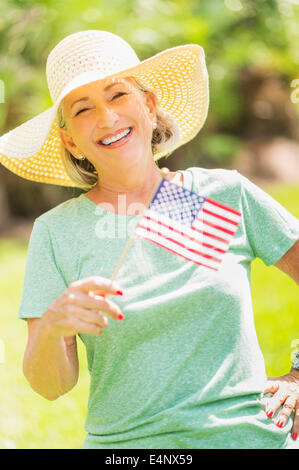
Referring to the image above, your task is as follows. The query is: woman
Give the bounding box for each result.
[0,30,298,449]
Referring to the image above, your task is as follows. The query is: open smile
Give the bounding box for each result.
[97,127,133,148]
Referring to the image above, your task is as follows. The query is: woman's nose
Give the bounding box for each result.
[95,104,118,129]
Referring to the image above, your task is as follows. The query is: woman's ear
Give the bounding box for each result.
[144,90,157,121]
[58,128,80,156]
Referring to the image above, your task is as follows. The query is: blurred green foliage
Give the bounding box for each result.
[199,133,243,164]
[0,0,298,169]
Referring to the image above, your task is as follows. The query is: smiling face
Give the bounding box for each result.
[58,76,157,175]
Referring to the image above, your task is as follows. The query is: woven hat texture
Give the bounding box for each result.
[0,30,209,187]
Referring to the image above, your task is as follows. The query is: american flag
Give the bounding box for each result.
[134,178,242,271]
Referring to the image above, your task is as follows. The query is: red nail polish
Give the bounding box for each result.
[116,290,123,296]
[292,432,297,441]
[266,410,274,418]
[276,420,284,428]
[117,313,124,320]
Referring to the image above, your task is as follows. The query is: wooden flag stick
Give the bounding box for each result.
[110,167,170,283]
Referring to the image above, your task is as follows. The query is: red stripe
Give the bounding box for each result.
[137,224,222,263]
[202,219,235,236]
[203,208,239,226]
[191,225,230,244]
[205,198,241,216]
[202,241,226,254]
[135,233,219,271]
[138,214,226,254]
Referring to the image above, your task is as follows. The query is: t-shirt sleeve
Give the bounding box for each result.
[18,219,68,320]
[238,171,299,266]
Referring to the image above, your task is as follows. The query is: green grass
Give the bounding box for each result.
[0,183,298,448]
[251,183,299,377]
[0,239,90,449]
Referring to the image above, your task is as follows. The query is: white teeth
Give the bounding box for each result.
[100,128,131,145]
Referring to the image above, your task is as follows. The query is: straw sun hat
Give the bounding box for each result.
[0,30,209,188]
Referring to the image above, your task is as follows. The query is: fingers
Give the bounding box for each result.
[264,383,298,440]
[275,396,296,429]
[46,302,110,337]
[67,304,109,329]
[292,405,299,441]
[68,290,124,321]
[65,316,104,336]
[263,381,280,395]
[44,276,125,338]
[265,387,288,419]
[70,276,123,297]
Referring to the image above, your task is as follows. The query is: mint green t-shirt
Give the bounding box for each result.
[18,167,299,449]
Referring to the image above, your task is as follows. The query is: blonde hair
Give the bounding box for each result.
[56,77,181,189]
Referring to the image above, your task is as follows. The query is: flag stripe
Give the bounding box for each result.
[203,200,241,224]
[202,210,239,232]
[201,240,227,253]
[205,197,241,217]
[202,208,239,226]
[138,216,226,258]
[144,213,228,254]
[202,218,235,236]
[191,225,230,245]
[140,209,230,251]
[135,232,219,271]
[193,217,233,240]
[135,227,222,270]
[136,224,222,262]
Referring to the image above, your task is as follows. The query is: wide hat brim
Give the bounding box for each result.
[0,44,209,188]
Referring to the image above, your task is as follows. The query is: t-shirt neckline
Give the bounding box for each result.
[79,170,190,217]
[80,193,139,218]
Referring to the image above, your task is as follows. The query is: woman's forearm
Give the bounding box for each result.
[23,320,79,400]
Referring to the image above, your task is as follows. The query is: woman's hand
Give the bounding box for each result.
[40,276,124,338]
[263,369,299,441]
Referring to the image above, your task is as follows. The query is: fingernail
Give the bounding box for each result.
[116,290,123,296]
[117,313,125,320]
[292,432,297,441]
[266,410,274,418]
[276,420,284,428]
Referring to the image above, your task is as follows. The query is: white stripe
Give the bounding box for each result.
[192,217,231,243]
[138,216,226,258]
[135,227,222,270]
[202,210,239,232]
[141,208,230,251]
[204,200,241,224]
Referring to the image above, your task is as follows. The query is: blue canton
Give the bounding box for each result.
[150,179,206,226]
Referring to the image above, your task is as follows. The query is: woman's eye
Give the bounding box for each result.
[75,108,89,116]
[74,93,126,116]
[112,92,127,100]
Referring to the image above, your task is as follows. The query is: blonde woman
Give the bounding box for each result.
[0,30,298,449]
